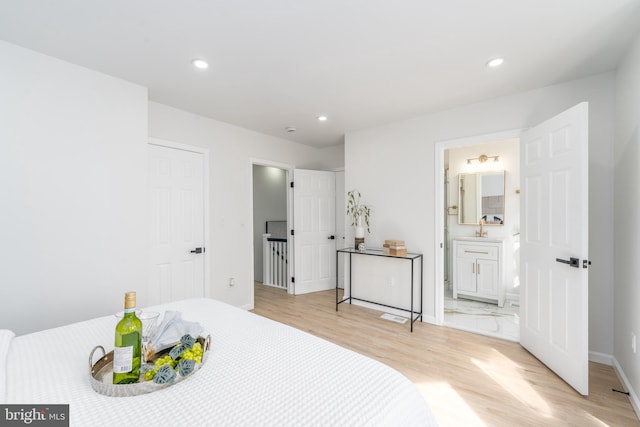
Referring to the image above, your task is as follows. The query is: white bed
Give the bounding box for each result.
[2,298,437,426]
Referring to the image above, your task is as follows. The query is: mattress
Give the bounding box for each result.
[3,298,437,426]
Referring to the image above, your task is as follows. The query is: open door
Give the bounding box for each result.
[292,169,336,294]
[520,102,589,395]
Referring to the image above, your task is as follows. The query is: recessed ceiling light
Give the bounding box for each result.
[317,115,328,122]
[486,58,504,68]
[192,59,209,69]
[285,126,297,133]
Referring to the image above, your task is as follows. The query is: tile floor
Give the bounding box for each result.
[444,287,520,342]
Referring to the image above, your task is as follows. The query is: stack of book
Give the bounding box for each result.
[383,239,407,256]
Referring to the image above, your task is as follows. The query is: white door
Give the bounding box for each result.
[520,102,589,395]
[293,169,336,294]
[149,143,206,305]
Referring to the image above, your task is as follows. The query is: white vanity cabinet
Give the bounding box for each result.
[452,238,505,307]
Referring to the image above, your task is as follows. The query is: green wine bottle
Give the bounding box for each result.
[113,291,142,384]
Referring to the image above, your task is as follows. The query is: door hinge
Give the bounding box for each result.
[290,229,294,236]
[291,277,295,283]
[290,182,294,188]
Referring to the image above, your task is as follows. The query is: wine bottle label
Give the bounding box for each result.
[113,346,134,373]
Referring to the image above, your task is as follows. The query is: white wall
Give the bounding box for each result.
[318,144,345,171]
[252,165,287,282]
[614,31,640,410]
[345,72,615,355]
[0,41,149,335]
[148,102,342,310]
[447,139,520,297]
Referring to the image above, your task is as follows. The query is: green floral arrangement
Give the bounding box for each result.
[346,190,371,233]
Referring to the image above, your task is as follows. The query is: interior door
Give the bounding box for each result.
[148,143,206,304]
[520,102,589,395]
[293,169,336,294]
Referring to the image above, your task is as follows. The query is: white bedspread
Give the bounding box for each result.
[0,329,15,403]
[4,298,437,426]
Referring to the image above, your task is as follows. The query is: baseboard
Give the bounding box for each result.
[240,303,254,311]
[612,357,640,420]
[506,292,520,305]
[589,350,613,366]
[422,314,437,325]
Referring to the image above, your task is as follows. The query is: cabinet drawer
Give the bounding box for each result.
[456,244,498,260]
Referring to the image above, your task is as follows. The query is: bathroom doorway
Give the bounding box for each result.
[437,132,521,342]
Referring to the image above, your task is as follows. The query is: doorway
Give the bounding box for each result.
[252,163,291,294]
[435,104,589,395]
[435,131,521,342]
[250,164,341,300]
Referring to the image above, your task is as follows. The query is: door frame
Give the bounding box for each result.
[433,129,521,326]
[334,168,346,289]
[248,159,295,307]
[148,137,211,298]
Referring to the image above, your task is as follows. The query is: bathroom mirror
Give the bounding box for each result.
[458,171,505,225]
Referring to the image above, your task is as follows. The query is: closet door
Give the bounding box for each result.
[148,142,207,304]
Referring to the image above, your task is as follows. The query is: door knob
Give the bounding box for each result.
[190,247,204,254]
[555,257,579,268]
[328,235,335,240]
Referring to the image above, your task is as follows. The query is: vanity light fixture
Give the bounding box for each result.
[192,58,209,69]
[486,57,504,68]
[467,154,499,164]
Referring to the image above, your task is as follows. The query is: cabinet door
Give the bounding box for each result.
[455,257,477,293]
[476,259,498,297]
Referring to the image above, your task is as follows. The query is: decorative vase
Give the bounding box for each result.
[354,216,365,249]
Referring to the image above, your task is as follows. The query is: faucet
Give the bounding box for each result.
[476,219,487,237]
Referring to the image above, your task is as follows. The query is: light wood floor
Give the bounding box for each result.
[252,283,638,427]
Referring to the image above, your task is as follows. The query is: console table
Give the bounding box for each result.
[336,248,423,332]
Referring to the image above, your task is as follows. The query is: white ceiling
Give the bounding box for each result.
[1,1,639,148]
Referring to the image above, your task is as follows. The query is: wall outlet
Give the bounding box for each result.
[632,333,636,354]
[229,277,235,287]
